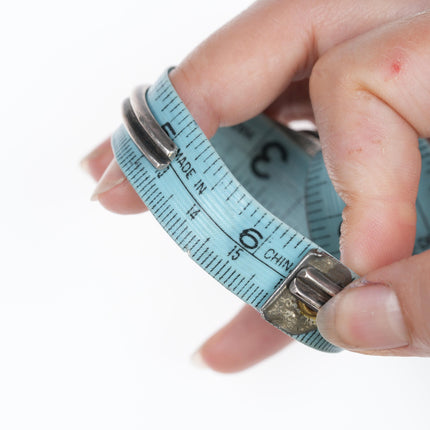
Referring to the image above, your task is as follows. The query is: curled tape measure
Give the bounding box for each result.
[111,68,430,352]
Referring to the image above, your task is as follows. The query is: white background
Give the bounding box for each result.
[0,1,429,429]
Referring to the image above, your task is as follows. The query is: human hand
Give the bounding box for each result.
[82,0,430,371]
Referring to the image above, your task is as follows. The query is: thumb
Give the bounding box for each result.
[317,250,430,356]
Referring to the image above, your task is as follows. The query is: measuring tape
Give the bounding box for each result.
[111,68,430,353]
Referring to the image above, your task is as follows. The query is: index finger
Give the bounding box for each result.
[92,0,422,211]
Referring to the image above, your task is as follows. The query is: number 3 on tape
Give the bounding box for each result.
[111,68,430,353]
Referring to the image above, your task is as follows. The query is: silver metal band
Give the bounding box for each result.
[121,80,356,338]
[122,85,177,169]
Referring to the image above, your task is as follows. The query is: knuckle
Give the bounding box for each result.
[309,46,349,100]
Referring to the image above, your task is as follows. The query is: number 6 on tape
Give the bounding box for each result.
[111,68,430,352]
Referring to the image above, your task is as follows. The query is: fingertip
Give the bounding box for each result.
[96,180,147,215]
[317,282,409,351]
[91,159,147,215]
[194,306,292,373]
[190,349,209,369]
[81,138,114,181]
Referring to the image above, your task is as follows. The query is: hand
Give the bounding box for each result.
[82,0,430,371]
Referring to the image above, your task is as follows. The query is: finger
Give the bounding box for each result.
[81,138,148,213]
[169,0,424,136]
[93,0,317,212]
[317,250,430,356]
[309,12,430,275]
[91,158,147,214]
[265,79,314,124]
[95,0,424,210]
[81,138,114,181]
[193,305,293,373]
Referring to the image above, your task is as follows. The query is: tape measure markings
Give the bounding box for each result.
[115,77,319,297]
[117,79,337,349]
[114,81,339,350]
[112,69,430,352]
[115,128,287,308]
[166,160,294,279]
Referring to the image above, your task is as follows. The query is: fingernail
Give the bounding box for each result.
[90,159,126,201]
[317,283,409,351]
[80,157,92,175]
[190,349,209,369]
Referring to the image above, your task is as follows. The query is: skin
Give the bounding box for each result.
[83,0,430,371]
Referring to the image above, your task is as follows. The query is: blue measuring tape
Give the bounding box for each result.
[111,68,430,352]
